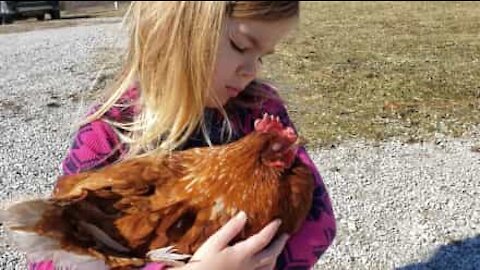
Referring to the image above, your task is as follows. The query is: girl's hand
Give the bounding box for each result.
[176,211,289,270]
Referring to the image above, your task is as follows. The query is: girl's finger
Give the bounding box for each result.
[253,234,289,268]
[233,219,282,256]
[196,211,247,255]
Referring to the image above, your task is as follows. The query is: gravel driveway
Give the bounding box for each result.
[1,21,479,270]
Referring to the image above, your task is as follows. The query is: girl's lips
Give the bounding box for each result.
[226,86,241,97]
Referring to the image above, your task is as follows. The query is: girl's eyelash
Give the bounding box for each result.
[230,38,263,63]
[230,39,246,53]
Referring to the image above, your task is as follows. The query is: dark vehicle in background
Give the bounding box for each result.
[1,1,60,24]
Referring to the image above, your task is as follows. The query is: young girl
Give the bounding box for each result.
[29,1,336,269]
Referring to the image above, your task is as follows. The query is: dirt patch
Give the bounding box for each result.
[0,99,23,113]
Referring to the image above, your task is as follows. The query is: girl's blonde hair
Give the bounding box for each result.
[85,1,299,158]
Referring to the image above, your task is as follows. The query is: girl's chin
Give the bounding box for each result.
[205,97,229,108]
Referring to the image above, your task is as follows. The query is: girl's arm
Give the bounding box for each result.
[256,95,337,269]
[277,146,337,269]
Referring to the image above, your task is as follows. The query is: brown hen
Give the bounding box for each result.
[2,113,314,269]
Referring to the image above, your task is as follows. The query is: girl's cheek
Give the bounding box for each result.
[219,53,240,80]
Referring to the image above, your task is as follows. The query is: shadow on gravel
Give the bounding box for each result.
[397,235,480,270]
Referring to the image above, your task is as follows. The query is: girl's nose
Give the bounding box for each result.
[237,60,259,80]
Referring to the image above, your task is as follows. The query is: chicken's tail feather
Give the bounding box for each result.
[9,230,107,270]
[1,199,108,270]
[1,199,51,228]
[1,199,61,255]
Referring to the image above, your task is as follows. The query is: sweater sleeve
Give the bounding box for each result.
[61,85,139,176]
[256,93,337,269]
[60,119,123,176]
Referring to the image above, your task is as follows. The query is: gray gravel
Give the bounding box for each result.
[1,21,479,270]
[0,18,125,269]
[313,138,480,269]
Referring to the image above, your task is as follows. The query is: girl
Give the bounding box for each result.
[29,1,336,269]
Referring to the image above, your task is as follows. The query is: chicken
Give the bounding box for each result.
[2,113,315,270]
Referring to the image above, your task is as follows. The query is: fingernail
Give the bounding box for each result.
[236,211,246,221]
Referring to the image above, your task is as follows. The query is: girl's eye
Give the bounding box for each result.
[230,38,263,64]
[230,40,246,53]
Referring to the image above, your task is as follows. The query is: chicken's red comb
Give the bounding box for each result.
[254,113,298,144]
[254,113,284,133]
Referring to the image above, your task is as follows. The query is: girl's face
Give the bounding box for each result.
[207,17,297,108]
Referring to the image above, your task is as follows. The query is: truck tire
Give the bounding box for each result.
[1,15,13,24]
[51,10,60,20]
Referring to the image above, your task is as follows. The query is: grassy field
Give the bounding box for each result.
[261,1,480,147]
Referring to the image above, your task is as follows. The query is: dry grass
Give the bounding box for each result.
[261,1,480,147]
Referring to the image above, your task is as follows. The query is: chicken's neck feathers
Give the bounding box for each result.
[184,133,278,183]
[178,132,283,216]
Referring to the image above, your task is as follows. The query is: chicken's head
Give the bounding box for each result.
[254,113,299,170]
